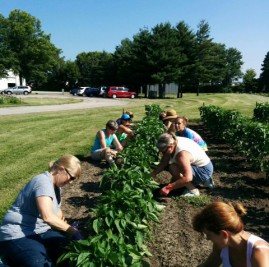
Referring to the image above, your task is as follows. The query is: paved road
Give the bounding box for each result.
[0,92,129,116]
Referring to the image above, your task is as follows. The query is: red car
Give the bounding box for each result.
[104,86,136,99]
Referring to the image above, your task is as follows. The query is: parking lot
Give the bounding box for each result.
[0,91,129,116]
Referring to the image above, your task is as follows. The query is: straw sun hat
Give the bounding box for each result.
[162,109,177,121]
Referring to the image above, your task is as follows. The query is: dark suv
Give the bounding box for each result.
[85,87,99,97]
[4,86,32,95]
[104,86,136,99]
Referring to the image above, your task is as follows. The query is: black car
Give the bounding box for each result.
[85,87,99,97]
[70,88,80,96]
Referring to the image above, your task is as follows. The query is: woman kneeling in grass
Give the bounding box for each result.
[91,120,123,166]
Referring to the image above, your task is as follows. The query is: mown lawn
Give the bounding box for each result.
[0,93,268,219]
[0,94,81,107]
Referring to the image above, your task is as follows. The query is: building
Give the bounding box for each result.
[0,71,26,90]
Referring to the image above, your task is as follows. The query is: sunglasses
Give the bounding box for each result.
[64,168,76,181]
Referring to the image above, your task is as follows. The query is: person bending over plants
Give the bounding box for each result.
[192,201,269,267]
[114,113,134,147]
[161,109,178,131]
[91,120,123,166]
[0,154,83,266]
[151,133,214,197]
[168,116,208,151]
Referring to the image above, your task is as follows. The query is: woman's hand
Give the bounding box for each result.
[110,150,118,157]
[160,184,173,196]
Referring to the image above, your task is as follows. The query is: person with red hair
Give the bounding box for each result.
[192,201,269,267]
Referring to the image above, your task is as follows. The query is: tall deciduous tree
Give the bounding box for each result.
[4,10,61,87]
[259,51,269,92]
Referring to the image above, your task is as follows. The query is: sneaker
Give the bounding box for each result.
[180,189,200,197]
[204,177,215,189]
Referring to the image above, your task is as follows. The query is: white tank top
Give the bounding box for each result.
[170,137,210,167]
[220,234,268,267]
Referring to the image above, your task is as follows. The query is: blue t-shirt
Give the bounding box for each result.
[91,129,115,152]
[0,171,60,241]
[176,127,208,151]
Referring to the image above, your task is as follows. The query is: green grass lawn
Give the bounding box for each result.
[0,93,268,219]
[0,95,82,107]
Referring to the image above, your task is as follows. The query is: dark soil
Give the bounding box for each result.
[61,123,269,267]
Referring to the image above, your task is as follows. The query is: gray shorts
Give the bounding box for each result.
[91,148,118,161]
[91,149,105,161]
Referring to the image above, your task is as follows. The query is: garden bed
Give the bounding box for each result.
[61,122,269,266]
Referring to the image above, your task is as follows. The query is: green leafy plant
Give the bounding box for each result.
[0,95,21,105]
[200,104,269,176]
[253,102,269,123]
[59,104,166,266]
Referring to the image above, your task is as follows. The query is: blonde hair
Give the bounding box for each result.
[49,154,81,179]
[192,201,247,234]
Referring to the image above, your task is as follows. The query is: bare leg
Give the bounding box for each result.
[168,164,196,190]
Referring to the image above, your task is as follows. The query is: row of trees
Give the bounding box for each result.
[1,9,269,96]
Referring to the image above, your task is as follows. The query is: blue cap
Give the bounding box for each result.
[121,114,131,120]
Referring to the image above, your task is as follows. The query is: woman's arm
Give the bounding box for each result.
[112,134,123,152]
[119,124,133,135]
[57,208,66,222]
[251,243,269,267]
[152,153,170,178]
[97,130,107,148]
[36,196,77,237]
[167,151,193,190]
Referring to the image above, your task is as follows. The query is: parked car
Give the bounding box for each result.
[0,88,5,95]
[98,86,108,97]
[104,86,136,99]
[70,88,80,95]
[4,86,32,95]
[77,87,89,96]
[85,87,99,97]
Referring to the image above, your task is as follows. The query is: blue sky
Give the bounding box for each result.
[1,0,268,77]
